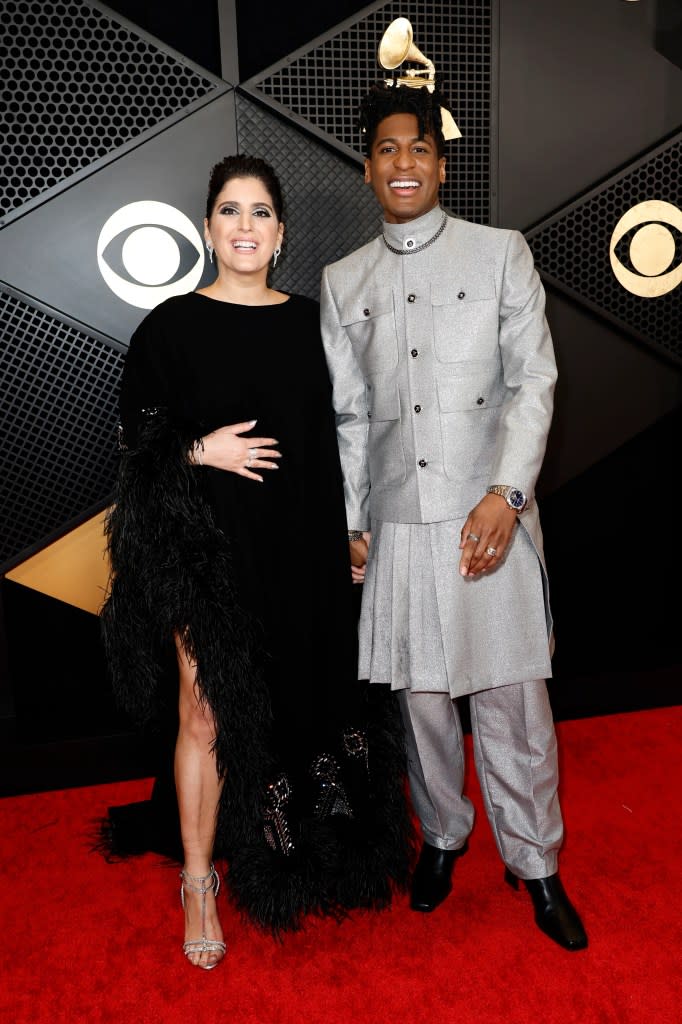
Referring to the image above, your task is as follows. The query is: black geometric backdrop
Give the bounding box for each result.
[0,0,221,223]
[0,288,122,567]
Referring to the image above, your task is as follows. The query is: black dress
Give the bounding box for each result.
[100,292,413,931]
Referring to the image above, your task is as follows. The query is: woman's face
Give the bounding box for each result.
[204,175,284,277]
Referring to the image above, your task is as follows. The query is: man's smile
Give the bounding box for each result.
[389,179,421,191]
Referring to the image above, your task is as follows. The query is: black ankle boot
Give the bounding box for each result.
[505,868,588,951]
[410,841,468,912]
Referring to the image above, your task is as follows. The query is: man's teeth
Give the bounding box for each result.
[390,180,419,189]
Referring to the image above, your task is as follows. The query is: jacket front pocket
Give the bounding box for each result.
[340,292,398,374]
[366,376,400,421]
[436,364,506,482]
[366,376,405,486]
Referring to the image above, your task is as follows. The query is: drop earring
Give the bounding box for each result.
[206,241,214,264]
[272,246,281,268]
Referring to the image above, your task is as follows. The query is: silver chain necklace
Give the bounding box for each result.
[382,213,447,255]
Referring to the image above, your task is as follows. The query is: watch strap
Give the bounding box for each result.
[486,484,527,511]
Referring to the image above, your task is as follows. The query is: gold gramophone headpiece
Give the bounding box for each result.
[377,17,461,140]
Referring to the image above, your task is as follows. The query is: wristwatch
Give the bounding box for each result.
[486,485,528,513]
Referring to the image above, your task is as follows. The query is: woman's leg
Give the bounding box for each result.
[175,637,225,968]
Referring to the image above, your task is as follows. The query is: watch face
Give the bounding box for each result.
[508,488,526,510]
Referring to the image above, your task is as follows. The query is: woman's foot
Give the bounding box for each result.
[180,864,227,969]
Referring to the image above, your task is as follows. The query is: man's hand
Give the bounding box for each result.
[458,493,518,577]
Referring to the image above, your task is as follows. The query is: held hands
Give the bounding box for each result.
[350,532,371,584]
[459,492,518,577]
[192,419,280,482]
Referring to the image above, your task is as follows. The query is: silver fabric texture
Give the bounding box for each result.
[320,206,557,534]
[398,681,562,878]
[359,517,553,698]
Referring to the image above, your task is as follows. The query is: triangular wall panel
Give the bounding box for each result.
[526,131,682,366]
[0,0,226,224]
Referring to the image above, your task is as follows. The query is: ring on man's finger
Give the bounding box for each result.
[486,546,497,557]
[467,532,480,543]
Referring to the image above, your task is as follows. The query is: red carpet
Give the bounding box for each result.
[1,706,681,1024]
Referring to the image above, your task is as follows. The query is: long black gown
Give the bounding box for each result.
[100,291,413,931]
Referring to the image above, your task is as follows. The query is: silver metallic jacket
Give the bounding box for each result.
[320,206,557,548]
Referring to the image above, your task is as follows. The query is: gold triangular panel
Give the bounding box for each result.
[6,510,111,616]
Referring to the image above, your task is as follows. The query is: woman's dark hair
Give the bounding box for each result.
[205,154,285,221]
[359,81,453,157]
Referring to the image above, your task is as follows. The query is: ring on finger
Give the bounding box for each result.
[486,546,497,557]
[467,532,481,543]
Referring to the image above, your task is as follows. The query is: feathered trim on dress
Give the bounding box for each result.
[100,409,415,933]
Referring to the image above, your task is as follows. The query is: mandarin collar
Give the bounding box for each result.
[382,205,445,254]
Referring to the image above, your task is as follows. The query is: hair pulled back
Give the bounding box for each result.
[205,154,284,221]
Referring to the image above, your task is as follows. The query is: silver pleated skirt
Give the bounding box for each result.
[358,518,553,698]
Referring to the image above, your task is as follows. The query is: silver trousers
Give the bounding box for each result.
[397,679,563,879]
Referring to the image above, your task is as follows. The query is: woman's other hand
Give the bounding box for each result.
[350,531,371,584]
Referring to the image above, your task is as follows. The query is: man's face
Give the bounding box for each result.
[364,112,446,224]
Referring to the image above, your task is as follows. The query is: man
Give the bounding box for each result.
[320,80,587,951]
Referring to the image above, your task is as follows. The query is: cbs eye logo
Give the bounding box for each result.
[97,201,205,309]
[609,200,682,298]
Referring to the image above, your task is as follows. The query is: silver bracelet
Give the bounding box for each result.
[348,530,364,542]
[193,438,204,466]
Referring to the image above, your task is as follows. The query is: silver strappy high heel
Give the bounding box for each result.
[180,864,227,969]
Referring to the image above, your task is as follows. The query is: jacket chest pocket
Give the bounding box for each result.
[431,273,498,363]
[339,292,398,374]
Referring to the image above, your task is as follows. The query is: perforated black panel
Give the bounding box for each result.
[526,133,682,365]
[244,0,496,225]
[236,93,382,300]
[0,290,122,569]
[0,0,219,220]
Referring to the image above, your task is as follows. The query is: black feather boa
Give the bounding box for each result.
[100,410,415,932]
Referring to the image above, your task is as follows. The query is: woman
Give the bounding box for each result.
[100,155,413,970]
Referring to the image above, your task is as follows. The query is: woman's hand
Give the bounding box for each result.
[192,420,280,482]
[350,531,372,584]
